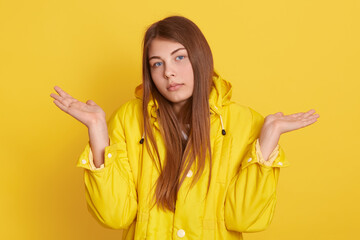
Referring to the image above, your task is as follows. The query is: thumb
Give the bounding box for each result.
[86,99,97,106]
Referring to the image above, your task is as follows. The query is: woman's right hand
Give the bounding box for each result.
[50,86,106,128]
[51,86,109,168]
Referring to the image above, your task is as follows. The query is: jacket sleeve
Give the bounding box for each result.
[76,103,138,229]
[224,107,290,233]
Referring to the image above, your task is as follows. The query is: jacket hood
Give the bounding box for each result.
[134,69,233,114]
[135,69,232,141]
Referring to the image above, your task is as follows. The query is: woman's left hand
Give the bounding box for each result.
[259,109,320,161]
[264,109,320,135]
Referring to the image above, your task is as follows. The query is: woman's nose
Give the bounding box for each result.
[164,63,175,79]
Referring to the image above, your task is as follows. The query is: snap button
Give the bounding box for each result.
[186,170,193,178]
[247,157,252,163]
[177,229,185,238]
[81,159,87,164]
[107,153,112,158]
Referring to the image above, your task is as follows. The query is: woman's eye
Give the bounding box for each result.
[152,62,162,67]
[176,56,185,60]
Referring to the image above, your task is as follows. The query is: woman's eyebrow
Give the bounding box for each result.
[170,47,186,55]
[148,48,186,61]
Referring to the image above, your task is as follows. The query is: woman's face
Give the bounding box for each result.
[148,38,194,112]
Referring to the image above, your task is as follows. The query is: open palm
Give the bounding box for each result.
[50,86,106,127]
[265,109,320,134]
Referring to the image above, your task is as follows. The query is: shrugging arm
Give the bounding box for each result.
[77,104,138,229]
[224,108,289,232]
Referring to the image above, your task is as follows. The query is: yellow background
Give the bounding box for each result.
[1,0,359,239]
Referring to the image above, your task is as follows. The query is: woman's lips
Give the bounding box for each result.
[167,83,183,91]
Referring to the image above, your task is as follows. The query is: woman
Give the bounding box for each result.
[50,16,319,239]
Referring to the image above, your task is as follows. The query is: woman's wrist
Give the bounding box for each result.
[88,120,110,168]
[87,115,107,128]
[259,122,281,161]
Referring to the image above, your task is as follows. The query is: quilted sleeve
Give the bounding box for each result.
[76,102,138,229]
[224,107,289,232]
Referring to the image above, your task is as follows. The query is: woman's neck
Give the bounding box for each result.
[172,101,186,117]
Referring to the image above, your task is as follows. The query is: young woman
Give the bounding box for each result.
[50,16,319,240]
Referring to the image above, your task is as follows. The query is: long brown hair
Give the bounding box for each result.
[142,16,214,212]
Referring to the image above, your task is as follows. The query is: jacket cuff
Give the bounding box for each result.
[241,138,290,169]
[76,142,120,171]
[88,148,105,170]
[255,138,279,166]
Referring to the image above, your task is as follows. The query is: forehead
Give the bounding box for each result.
[148,38,186,57]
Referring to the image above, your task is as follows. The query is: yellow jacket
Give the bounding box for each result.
[77,71,290,240]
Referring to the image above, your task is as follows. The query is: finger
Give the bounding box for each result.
[54,86,73,99]
[53,99,69,113]
[86,99,97,106]
[51,92,77,108]
[301,117,319,127]
[289,112,305,118]
[300,113,318,121]
[302,109,316,118]
[62,98,78,108]
[302,113,320,122]
[302,113,319,122]
[50,93,63,102]
[310,114,320,121]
